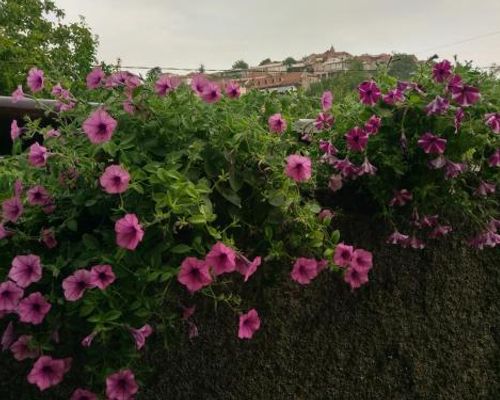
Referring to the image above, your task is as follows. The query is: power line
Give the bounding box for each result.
[416,30,500,54]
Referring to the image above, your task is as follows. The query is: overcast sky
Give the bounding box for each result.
[57,0,500,72]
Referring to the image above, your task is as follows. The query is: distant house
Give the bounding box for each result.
[249,62,287,74]
[354,53,392,70]
[243,71,319,91]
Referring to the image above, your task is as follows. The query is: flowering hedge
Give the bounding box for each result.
[0,60,498,398]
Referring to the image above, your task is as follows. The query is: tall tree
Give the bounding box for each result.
[232,60,249,70]
[388,53,418,80]
[283,57,297,68]
[258,58,272,66]
[0,0,98,94]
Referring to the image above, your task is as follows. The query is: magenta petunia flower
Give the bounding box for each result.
[115,213,144,250]
[485,113,500,134]
[489,149,500,167]
[82,109,117,144]
[334,243,354,267]
[225,81,241,98]
[444,160,466,179]
[106,369,139,400]
[284,154,311,182]
[358,80,381,106]
[123,99,135,115]
[10,335,39,361]
[86,67,106,89]
[318,209,334,222]
[432,60,452,83]
[27,185,50,206]
[451,84,481,107]
[0,281,24,312]
[235,256,262,282]
[314,112,335,131]
[81,331,97,348]
[178,257,212,293]
[268,113,287,134]
[27,67,45,93]
[11,85,25,103]
[41,228,57,249]
[100,165,131,194]
[407,235,425,249]
[358,157,377,176]
[129,324,153,350]
[238,309,261,339]
[0,223,13,240]
[27,356,69,391]
[9,254,42,288]
[425,96,449,116]
[71,388,98,400]
[387,230,409,246]
[389,189,413,207]
[1,321,15,351]
[155,74,181,96]
[62,269,91,301]
[328,174,343,192]
[345,127,369,152]
[418,132,447,154]
[205,242,236,276]
[10,120,21,141]
[319,140,337,155]
[475,181,496,197]
[18,292,51,325]
[344,266,369,290]
[28,143,49,167]
[447,74,463,92]
[383,89,405,105]
[321,90,333,111]
[454,108,465,133]
[200,82,222,103]
[89,264,116,290]
[46,129,61,138]
[2,196,24,223]
[290,258,321,285]
[429,225,453,239]
[364,115,381,135]
[350,249,373,271]
[191,74,209,95]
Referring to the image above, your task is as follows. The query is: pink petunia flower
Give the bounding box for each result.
[328,174,343,192]
[0,223,13,240]
[358,157,377,176]
[268,113,287,134]
[100,165,131,194]
[382,89,405,105]
[418,132,447,154]
[9,254,42,288]
[485,112,500,134]
[364,115,381,135]
[1,321,15,351]
[82,109,117,144]
[358,80,381,106]
[191,74,209,95]
[285,154,312,182]
[291,258,321,285]
[345,127,369,152]
[123,98,136,114]
[319,140,337,155]
[314,112,335,131]
[81,331,97,348]
[447,74,463,92]
[28,143,49,167]
[425,96,449,116]
[178,257,212,293]
[451,84,481,107]
[46,129,61,138]
[407,235,425,249]
[205,242,236,276]
[71,388,98,400]
[350,249,373,271]
[225,81,241,98]
[2,196,24,223]
[155,74,181,96]
[334,243,354,267]
[318,209,334,222]
[27,68,45,93]
[488,149,500,167]
[432,60,452,82]
[475,181,496,197]
[428,155,447,170]
[62,270,91,301]
[429,225,453,239]
[89,265,116,290]
[344,266,370,290]
[106,369,139,400]
[0,281,24,312]
[27,356,69,391]
[129,324,153,350]
[201,82,222,103]
[321,91,333,111]
[235,256,262,282]
[10,335,39,361]
[10,120,21,141]
[115,213,144,250]
[387,230,409,246]
[444,160,466,179]
[27,185,50,206]
[18,292,51,325]
[41,228,57,249]
[238,309,261,339]
[86,67,106,89]
[11,85,25,103]
[454,108,465,133]
[389,189,413,207]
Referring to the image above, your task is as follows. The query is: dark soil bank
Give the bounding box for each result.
[1,218,499,399]
[141,218,500,400]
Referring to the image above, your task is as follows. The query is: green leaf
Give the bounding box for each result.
[215,183,242,208]
[170,244,192,254]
